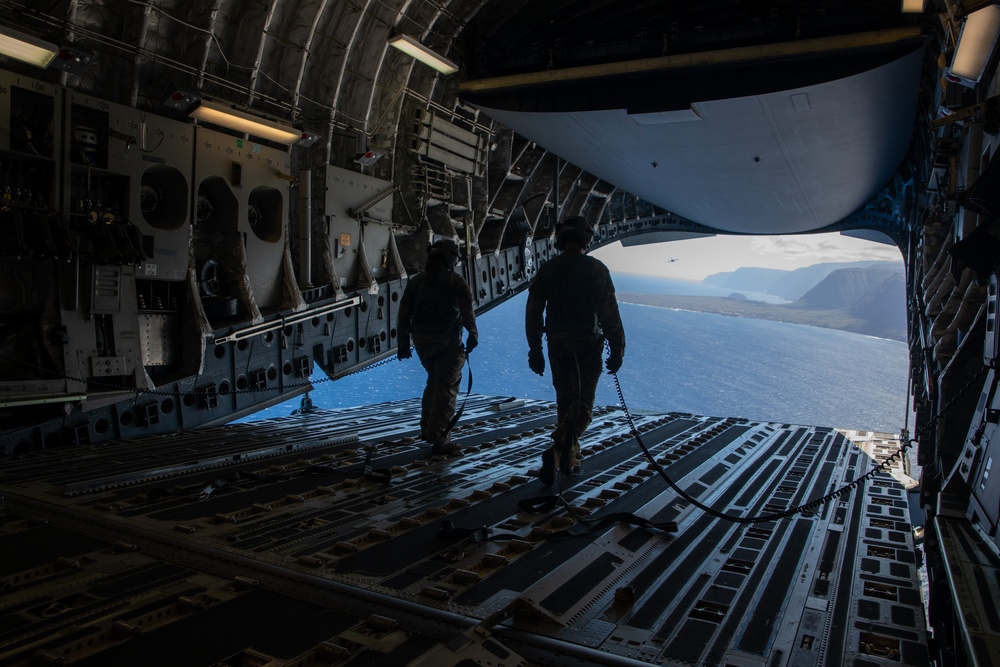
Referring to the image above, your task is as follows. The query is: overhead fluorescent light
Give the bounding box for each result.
[0,25,58,68]
[189,100,301,145]
[388,34,458,75]
[901,0,923,13]
[948,5,1000,87]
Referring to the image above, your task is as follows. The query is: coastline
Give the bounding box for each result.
[617,293,905,342]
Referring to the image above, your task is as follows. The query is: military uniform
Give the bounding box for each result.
[397,241,478,455]
[526,219,625,483]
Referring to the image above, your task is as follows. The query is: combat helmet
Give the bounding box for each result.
[554,216,595,251]
[427,238,461,268]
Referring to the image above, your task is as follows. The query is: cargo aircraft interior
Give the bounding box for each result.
[0,1,999,666]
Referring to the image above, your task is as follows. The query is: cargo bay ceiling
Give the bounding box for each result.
[0,0,930,242]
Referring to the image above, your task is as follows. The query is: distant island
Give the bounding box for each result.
[618,261,907,342]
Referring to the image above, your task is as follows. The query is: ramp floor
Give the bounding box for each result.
[0,395,928,666]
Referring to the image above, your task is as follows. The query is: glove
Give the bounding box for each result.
[398,339,412,360]
[605,352,623,374]
[465,334,478,354]
[528,347,545,376]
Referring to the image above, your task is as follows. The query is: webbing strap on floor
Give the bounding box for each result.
[444,358,474,436]
[515,493,679,534]
[362,444,394,485]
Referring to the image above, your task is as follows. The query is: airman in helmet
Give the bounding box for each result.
[525,216,626,485]
[397,238,479,456]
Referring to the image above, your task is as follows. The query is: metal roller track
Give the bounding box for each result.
[0,397,928,666]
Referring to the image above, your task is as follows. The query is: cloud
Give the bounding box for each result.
[749,234,900,264]
[593,230,902,282]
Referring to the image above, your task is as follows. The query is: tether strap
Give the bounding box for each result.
[444,356,474,436]
[516,495,678,533]
[362,444,394,485]
[517,495,560,513]
[189,446,394,499]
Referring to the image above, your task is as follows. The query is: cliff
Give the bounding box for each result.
[620,265,907,341]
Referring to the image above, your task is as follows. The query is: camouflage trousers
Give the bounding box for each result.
[547,335,603,469]
[413,333,466,446]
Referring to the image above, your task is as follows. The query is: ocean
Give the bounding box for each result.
[239,273,911,434]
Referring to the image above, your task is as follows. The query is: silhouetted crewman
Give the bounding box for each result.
[525,216,625,485]
[397,239,478,456]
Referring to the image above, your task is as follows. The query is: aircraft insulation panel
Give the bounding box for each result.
[0,396,928,666]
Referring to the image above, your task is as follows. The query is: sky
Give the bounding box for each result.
[589,231,905,282]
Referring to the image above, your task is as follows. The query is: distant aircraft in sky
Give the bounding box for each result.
[667,257,679,263]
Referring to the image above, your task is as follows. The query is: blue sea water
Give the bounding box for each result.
[612,273,791,303]
[240,272,910,433]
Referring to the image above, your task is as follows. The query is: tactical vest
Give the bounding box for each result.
[543,254,601,336]
[410,271,462,335]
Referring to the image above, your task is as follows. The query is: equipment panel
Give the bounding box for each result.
[325,164,396,292]
[0,71,68,401]
[193,127,291,315]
